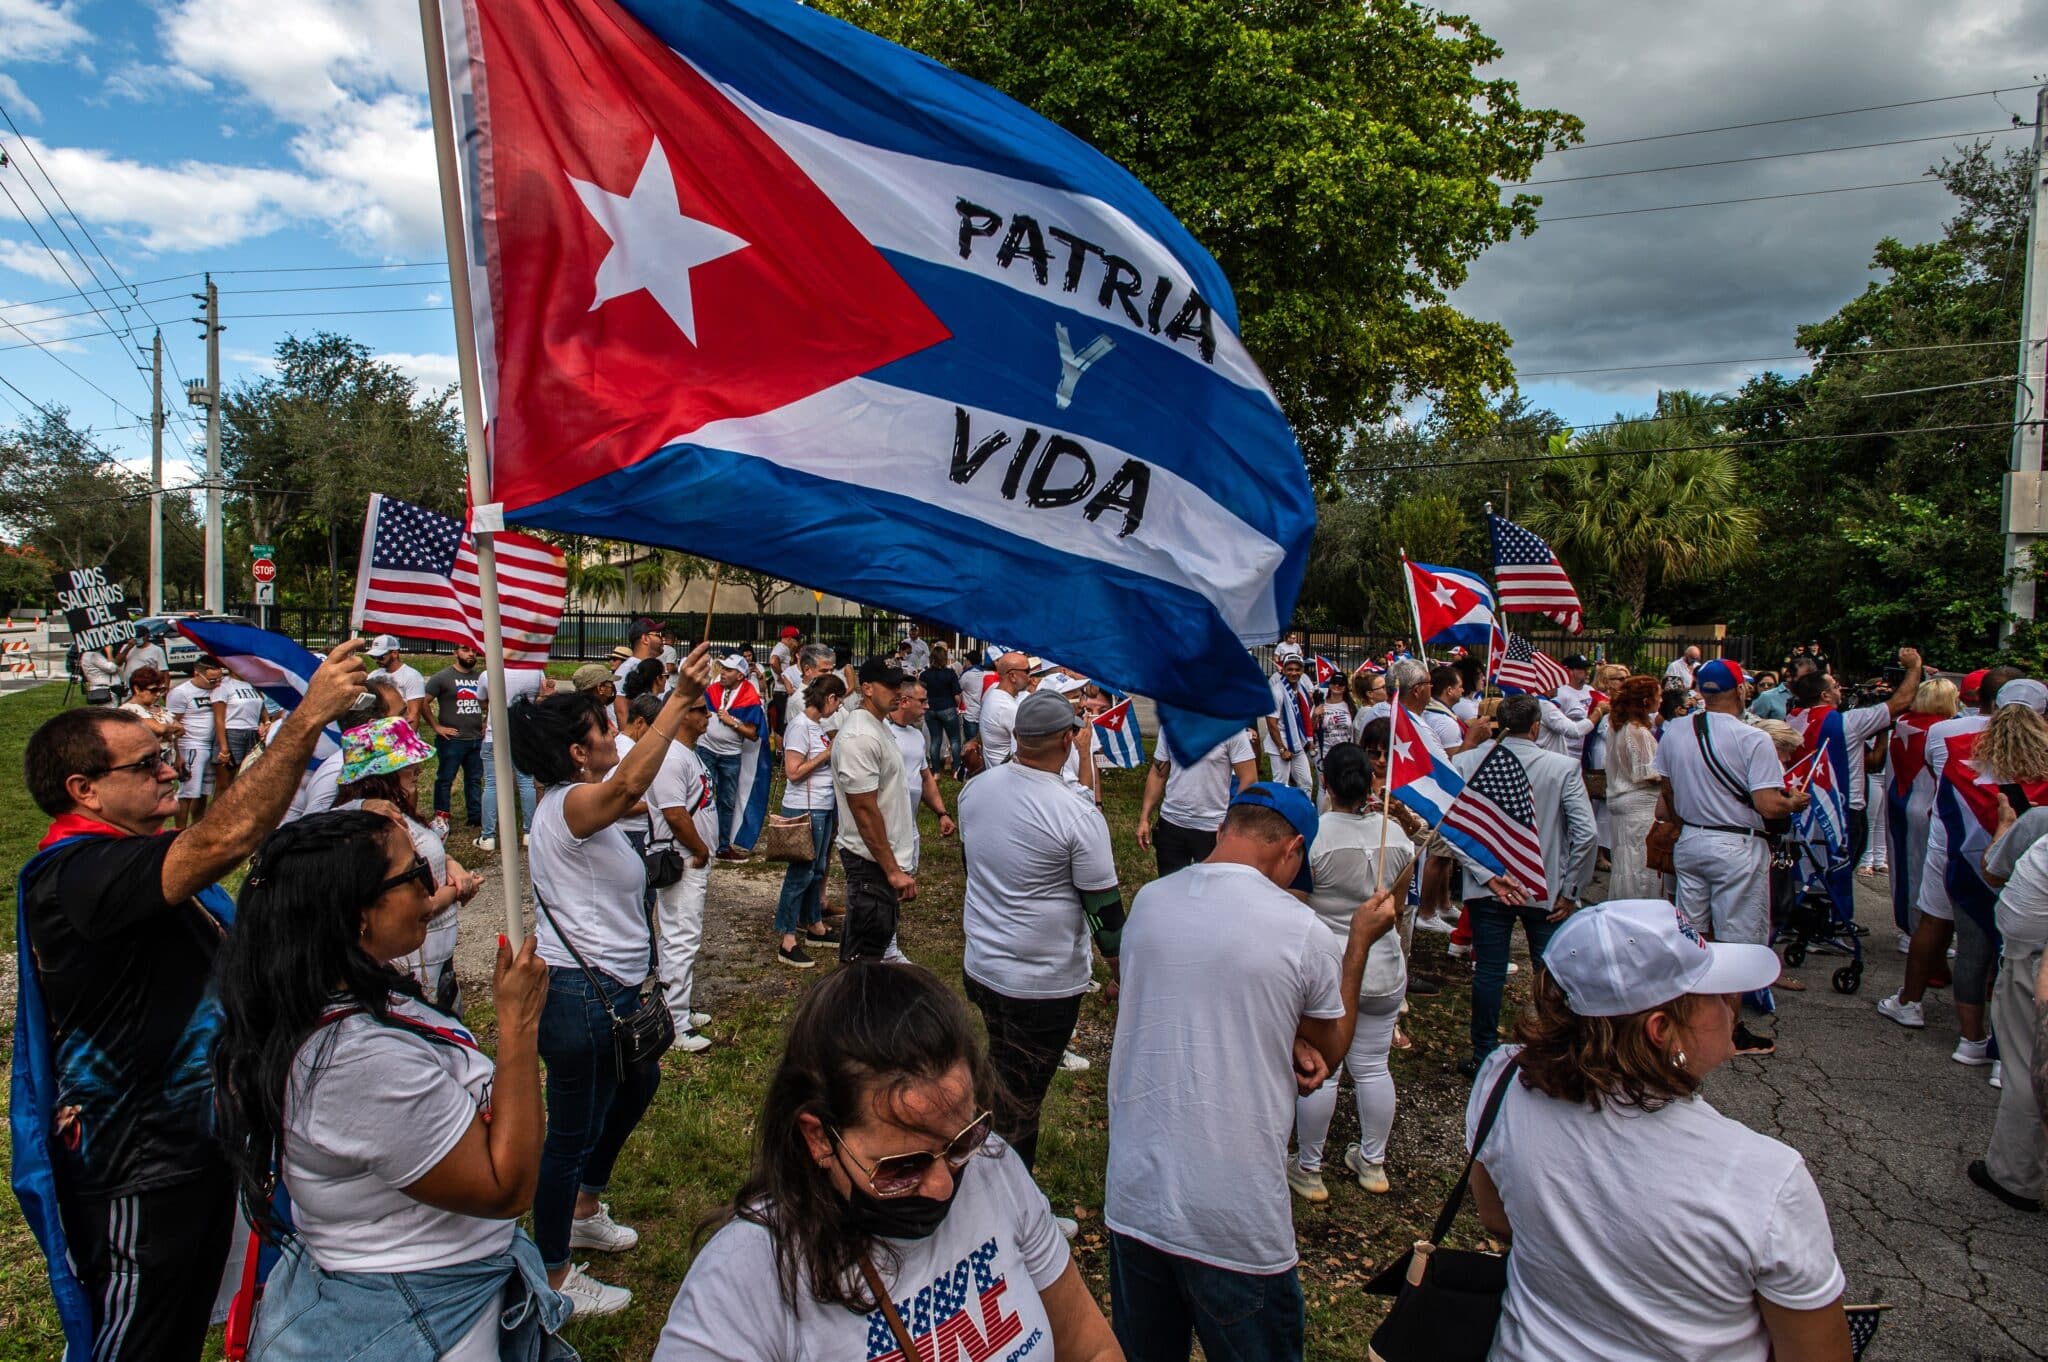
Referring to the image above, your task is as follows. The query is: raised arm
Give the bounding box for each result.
[562,645,711,838]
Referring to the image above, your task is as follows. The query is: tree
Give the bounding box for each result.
[728,568,791,615]
[817,0,1580,486]
[0,407,151,578]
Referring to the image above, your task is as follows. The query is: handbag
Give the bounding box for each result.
[532,886,675,1078]
[1364,1054,1520,1362]
[1646,817,1682,875]
[1582,768,1608,800]
[643,825,686,891]
[760,812,815,863]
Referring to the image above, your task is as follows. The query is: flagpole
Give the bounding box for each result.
[1398,548,1427,663]
[701,563,723,647]
[1372,725,1395,894]
[421,0,524,940]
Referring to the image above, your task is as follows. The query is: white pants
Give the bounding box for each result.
[1269,748,1312,793]
[1674,826,1771,945]
[176,742,213,799]
[655,858,710,1031]
[1860,775,1888,867]
[1294,993,1403,1171]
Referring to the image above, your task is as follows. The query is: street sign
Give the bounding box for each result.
[250,544,273,559]
[254,581,275,605]
[252,558,277,583]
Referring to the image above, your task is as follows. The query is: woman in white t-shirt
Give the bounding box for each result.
[657,960,1120,1361]
[1291,740,1415,1201]
[166,656,223,824]
[117,666,180,742]
[774,673,846,968]
[330,716,482,1014]
[1468,898,1851,1362]
[506,642,713,1319]
[210,663,272,795]
[212,809,564,1360]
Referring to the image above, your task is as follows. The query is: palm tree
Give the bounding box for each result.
[1522,394,1759,627]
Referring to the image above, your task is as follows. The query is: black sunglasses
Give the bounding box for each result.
[830,1111,994,1198]
[372,858,435,898]
[92,748,177,780]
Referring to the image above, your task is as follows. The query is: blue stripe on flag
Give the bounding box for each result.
[624,0,1240,333]
[174,619,342,768]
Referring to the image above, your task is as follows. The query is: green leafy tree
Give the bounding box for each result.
[817,0,1580,486]
[0,407,151,580]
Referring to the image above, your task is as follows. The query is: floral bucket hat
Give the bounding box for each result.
[341,716,435,784]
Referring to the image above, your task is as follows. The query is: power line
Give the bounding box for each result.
[0,271,204,314]
[1524,125,2030,187]
[1556,85,2041,154]
[223,305,455,320]
[1354,419,2028,475]
[211,260,448,276]
[1516,337,2021,379]
[1537,177,1940,223]
[223,278,451,296]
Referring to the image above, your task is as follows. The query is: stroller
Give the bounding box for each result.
[1773,824,1867,995]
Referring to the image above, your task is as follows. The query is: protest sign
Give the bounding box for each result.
[51,565,134,654]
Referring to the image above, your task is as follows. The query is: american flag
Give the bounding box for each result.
[1444,742,1547,901]
[1488,513,1583,633]
[351,493,567,664]
[1492,631,1570,696]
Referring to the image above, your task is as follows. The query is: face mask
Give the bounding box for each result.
[838,1160,968,1241]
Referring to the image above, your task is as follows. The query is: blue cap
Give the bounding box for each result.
[1696,659,1745,694]
[1229,781,1318,891]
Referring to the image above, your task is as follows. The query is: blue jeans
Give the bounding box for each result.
[1108,1231,1304,1362]
[433,736,484,823]
[701,749,741,852]
[533,969,662,1269]
[1469,896,1561,1065]
[479,747,535,840]
[926,707,963,772]
[773,806,835,935]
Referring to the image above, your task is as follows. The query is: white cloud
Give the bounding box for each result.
[103,62,214,103]
[0,73,42,122]
[0,295,96,353]
[0,238,80,285]
[0,0,87,62]
[424,289,444,306]
[376,350,458,391]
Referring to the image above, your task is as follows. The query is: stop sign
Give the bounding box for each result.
[252,558,277,583]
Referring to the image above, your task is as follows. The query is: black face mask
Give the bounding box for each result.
[839,1160,968,1241]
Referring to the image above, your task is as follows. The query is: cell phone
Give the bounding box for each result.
[2000,783,2031,814]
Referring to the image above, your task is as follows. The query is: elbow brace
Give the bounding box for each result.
[1080,886,1126,959]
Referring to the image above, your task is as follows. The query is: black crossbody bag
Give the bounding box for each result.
[1364,1054,1520,1362]
[532,886,675,1078]
[1694,714,1790,837]
[643,815,686,891]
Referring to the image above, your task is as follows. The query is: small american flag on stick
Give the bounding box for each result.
[1492,631,1570,696]
[1445,742,1547,901]
[352,493,567,664]
[1488,513,1583,633]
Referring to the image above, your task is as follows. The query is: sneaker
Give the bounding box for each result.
[1446,941,1472,959]
[569,1202,640,1253]
[1405,976,1442,998]
[430,814,450,837]
[1897,932,1913,956]
[1414,914,1454,936]
[1285,1162,1329,1203]
[476,836,497,852]
[1343,1144,1390,1194]
[1060,1049,1091,1073]
[1054,1215,1079,1240]
[1991,1061,2004,1090]
[1876,993,1925,1028]
[672,1030,712,1054]
[1506,961,1520,976]
[1085,979,1101,994]
[685,1011,711,1030]
[805,923,843,947]
[715,848,750,862]
[1731,1022,1776,1056]
[1952,1036,1993,1067]
[556,1263,631,1317]
[777,943,815,969]
[1968,1159,2041,1213]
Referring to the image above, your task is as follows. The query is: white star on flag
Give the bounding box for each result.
[568,139,749,345]
[1391,734,1413,763]
[1432,582,1458,609]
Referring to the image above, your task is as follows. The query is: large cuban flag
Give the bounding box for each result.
[174,618,343,769]
[436,0,1314,759]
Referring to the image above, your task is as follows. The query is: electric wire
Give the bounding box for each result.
[1524,125,2030,187]
[1555,85,2041,154]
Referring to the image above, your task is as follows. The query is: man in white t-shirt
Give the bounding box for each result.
[960,658,989,735]
[1136,727,1258,876]
[368,636,428,730]
[1537,653,1601,761]
[960,690,1122,1175]
[1664,645,1701,695]
[1263,653,1316,793]
[976,650,1033,769]
[833,656,916,960]
[166,658,223,824]
[1107,783,1396,1358]
[646,691,718,1052]
[119,630,168,687]
[1655,659,1806,1056]
[903,623,931,673]
[888,681,955,873]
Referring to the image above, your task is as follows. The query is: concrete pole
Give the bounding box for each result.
[148,330,163,616]
[2000,86,2048,635]
[202,277,223,614]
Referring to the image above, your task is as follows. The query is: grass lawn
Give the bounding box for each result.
[1,678,1512,1361]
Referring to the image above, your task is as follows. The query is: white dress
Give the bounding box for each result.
[1604,721,1663,899]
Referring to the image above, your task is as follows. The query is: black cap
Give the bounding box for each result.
[1563,653,1592,670]
[858,655,909,686]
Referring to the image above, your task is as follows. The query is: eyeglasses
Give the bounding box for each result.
[91,748,177,780]
[371,858,435,899]
[830,1111,994,1198]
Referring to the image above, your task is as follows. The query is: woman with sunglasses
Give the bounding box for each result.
[119,665,182,743]
[657,960,1122,1360]
[507,641,713,1319]
[212,810,565,1360]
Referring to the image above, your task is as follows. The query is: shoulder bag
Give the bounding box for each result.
[1364,1054,1521,1362]
[1694,713,1789,837]
[532,886,675,1079]
[643,817,685,891]
[760,813,815,863]
[859,1253,920,1358]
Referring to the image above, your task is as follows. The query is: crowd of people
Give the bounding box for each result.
[16,612,2048,1362]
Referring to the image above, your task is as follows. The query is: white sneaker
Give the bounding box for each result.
[1446,941,1472,959]
[1060,1049,1090,1073]
[569,1202,640,1252]
[1876,993,1924,1028]
[1990,1061,2004,1090]
[1085,979,1101,994]
[1953,1036,1993,1067]
[672,1030,712,1054]
[1414,915,1454,936]
[477,836,497,852]
[685,1011,710,1030]
[556,1263,631,1317]
[1285,1162,1329,1203]
[1897,932,1913,956]
[1505,961,1520,976]
[1053,1215,1079,1241]
[1343,1143,1390,1194]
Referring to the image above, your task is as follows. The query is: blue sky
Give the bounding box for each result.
[0,0,2041,490]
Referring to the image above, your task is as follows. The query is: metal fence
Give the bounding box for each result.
[1252,630,1750,679]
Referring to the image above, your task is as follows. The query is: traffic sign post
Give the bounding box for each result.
[254,582,275,606]
[252,559,277,583]
[251,557,277,629]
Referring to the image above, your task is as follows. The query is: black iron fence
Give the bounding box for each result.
[1253,630,1750,680]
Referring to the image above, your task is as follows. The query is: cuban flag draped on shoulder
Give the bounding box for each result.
[174,619,342,769]
[437,0,1313,762]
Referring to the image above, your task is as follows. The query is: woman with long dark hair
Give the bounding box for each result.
[775,672,846,968]
[508,642,712,1317]
[656,961,1122,1360]
[212,811,561,1359]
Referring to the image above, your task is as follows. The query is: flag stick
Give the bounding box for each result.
[1398,548,1428,664]
[1372,729,1396,894]
[420,0,524,939]
[702,563,723,647]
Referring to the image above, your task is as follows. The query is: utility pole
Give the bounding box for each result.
[148,330,164,616]
[189,276,223,613]
[2001,85,2048,636]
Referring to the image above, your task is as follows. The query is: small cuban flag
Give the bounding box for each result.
[1386,703,1506,879]
[1093,696,1147,769]
[173,618,342,769]
[1313,654,1338,687]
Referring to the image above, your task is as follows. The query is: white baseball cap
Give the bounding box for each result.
[1998,677,2048,714]
[1544,899,1780,1017]
[719,653,746,672]
[369,634,402,656]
